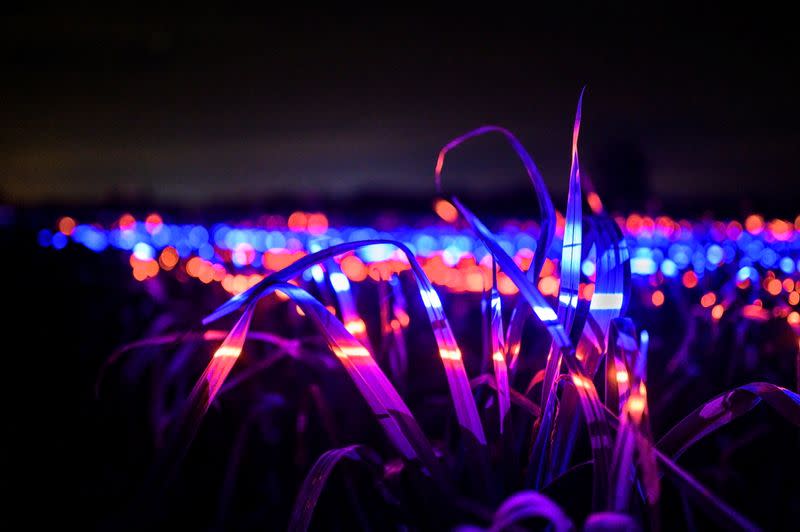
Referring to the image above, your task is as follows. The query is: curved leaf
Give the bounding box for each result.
[489,491,573,532]
[204,239,486,446]
[658,382,800,460]
[434,125,557,384]
[584,512,640,531]
[434,125,555,280]
[603,405,760,530]
[289,445,383,532]
[266,282,438,470]
[95,329,300,398]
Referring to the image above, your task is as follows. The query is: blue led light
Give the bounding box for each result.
[117,230,137,250]
[350,228,378,242]
[52,232,68,249]
[669,244,690,267]
[736,266,753,282]
[454,235,473,253]
[414,234,436,255]
[660,259,677,277]
[692,250,706,272]
[723,244,736,263]
[746,240,764,260]
[225,229,245,249]
[286,237,303,251]
[266,231,286,250]
[189,226,209,247]
[133,242,155,261]
[176,242,192,258]
[151,226,171,248]
[198,243,215,260]
[706,244,723,265]
[759,248,777,268]
[515,233,536,252]
[359,243,394,263]
[83,229,108,252]
[213,225,231,247]
[252,230,268,252]
[631,257,657,275]
[232,243,255,267]
[442,247,459,266]
[581,259,596,277]
[38,229,52,247]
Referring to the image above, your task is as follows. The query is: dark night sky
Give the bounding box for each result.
[1,9,798,209]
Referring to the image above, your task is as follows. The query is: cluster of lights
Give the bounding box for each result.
[622,213,800,328]
[39,208,800,328]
